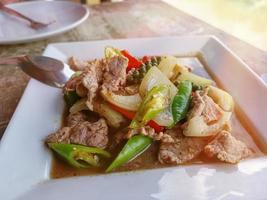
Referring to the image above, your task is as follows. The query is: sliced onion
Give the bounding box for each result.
[69,98,88,114]
[101,91,141,111]
[153,108,174,127]
[174,71,214,87]
[208,86,234,112]
[95,102,126,128]
[183,111,232,137]
[157,55,178,79]
[139,67,176,127]
[139,67,177,99]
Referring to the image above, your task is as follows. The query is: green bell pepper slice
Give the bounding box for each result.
[130,85,170,129]
[106,135,152,172]
[48,143,111,168]
[171,80,192,127]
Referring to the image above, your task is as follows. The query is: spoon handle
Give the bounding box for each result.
[0,56,26,66]
[0,2,51,29]
[0,3,32,23]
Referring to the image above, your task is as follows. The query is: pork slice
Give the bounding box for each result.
[82,69,99,110]
[188,90,205,118]
[70,119,108,149]
[67,112,87,127]
[102,56,128,92]
[46,127,72,144]
[183,89,227,137]
[82,59,109,110]
[46,118,109,149]
[204,130,252,163]
[63,75,83,93]
[86,59,105,82]
[68,56,88,71]
[65,59,106,109]
[75,81,88,97]
[158,128,208,164]
[189,90,223,124]
[202,95,223,124]
[63,71,88,97]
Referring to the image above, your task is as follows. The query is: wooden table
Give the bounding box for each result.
[1,0,267,137]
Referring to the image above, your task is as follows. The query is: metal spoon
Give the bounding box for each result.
[0,55,74,88]
[0,2,53,30]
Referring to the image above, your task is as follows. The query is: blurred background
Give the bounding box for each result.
[164,0,267,52]
[3,0,266,52]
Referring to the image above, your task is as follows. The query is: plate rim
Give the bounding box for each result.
[0,1,90,44]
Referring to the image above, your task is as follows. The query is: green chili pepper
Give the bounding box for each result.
[171,81,192,127]
[130,85,170,128]
[106,135,152,172]
[64,90,81,107]
[48,143,111,168]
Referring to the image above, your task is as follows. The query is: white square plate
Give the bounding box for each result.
[1,36,267,200]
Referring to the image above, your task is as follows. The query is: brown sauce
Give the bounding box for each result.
[51,55,266,179]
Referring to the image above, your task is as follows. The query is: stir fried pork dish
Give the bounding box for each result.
[45,47,262,178]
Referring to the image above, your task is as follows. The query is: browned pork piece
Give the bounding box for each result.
[67,112,88,127]
[68,56,89,71]
[46,118,109,149]
[63,75,86,97]
[188,89,223,124]
[158,128,252,164]
[183,89,231,137]
[64,56,128,111]
[101,56,128,92]
[77,59,105,110]
[158,127,209,164]
[204,130,252,163]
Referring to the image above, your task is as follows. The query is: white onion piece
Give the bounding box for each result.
[153,108,174,127]
[158,55,178,79]
[95,102,126,128]
[183,111,232,137]
[208,86,234,112]
[69,98,88,114]
[139,67,176,126]
[139,67,177,99]
[101,91,141,111]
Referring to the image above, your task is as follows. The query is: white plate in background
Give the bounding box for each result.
[0,36,267,200]
[0,1,89,44]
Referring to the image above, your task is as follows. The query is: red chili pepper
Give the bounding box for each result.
[109,103,135,120]
[147,120,164,132]
[141,56,151,63]
[121,50,142,71]
[108,103,163,132]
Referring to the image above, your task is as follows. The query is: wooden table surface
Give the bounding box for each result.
[0,0,267,137]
